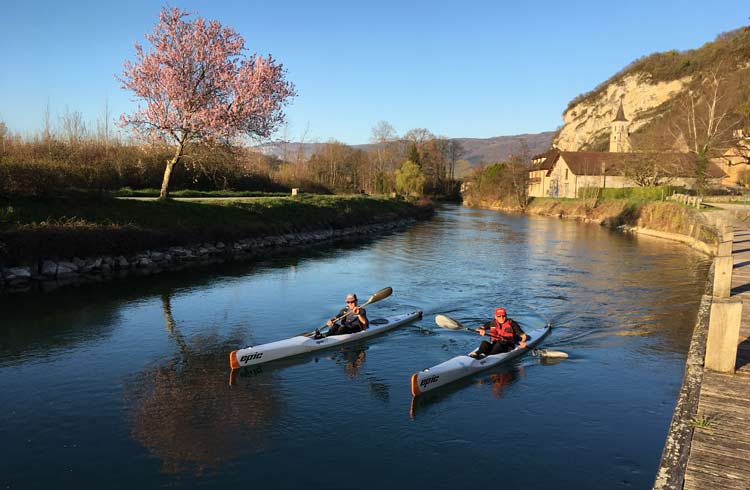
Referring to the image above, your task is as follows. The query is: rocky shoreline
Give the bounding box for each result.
[0,218,418,294]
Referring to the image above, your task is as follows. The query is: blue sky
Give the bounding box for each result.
[0,1,747,144]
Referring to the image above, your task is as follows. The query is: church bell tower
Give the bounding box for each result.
[609,98,632,152]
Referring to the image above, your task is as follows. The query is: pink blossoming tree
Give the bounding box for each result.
[118,7,296,198]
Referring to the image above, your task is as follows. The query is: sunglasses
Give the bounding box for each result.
[346,300,356,304]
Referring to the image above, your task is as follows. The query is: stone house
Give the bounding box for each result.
[528,151,725,198]
[528,101,726,198]
[713,130,750,187]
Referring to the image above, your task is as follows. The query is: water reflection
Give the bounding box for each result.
[478,369,521,399]
[230,344,392,405]
[0,204,713,489]
[327,347,391,403]
[0,290,121,367]
[123,293,282,475]
[410,366,525,418]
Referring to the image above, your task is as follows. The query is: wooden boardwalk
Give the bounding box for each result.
[683,227,750,490]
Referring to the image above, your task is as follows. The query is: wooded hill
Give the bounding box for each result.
[258,131,555,175]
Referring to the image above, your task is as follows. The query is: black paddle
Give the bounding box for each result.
[298,287,393,337]
[435,314,528,347]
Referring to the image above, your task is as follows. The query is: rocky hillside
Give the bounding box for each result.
[555,27,750,152]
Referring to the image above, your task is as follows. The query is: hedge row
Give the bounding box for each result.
[577,186,687,200]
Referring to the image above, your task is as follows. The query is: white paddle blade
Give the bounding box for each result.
[435,314,463,330]
[538,349,569,359]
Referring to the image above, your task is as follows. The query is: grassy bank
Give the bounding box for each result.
[110,188,291,198]
[0,194,433,265]
[467,196,720,248]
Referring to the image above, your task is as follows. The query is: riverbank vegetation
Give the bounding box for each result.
[0,122,462,200]
[460,145,530,209]
[0,194,433,264]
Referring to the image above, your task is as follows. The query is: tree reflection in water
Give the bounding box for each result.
[123,293,282,475]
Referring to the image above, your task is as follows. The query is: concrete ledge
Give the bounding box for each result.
[653,263,715,490]
[620,226,717,256]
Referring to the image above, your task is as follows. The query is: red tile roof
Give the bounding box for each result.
[532,151,726,178]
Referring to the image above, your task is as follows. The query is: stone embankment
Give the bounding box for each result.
[0,219,416,294]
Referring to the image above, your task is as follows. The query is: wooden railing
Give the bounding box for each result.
[666,193,703,208]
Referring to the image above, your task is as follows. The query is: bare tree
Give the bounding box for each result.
[0,120,7,157]
[508,141,531,209]
[96,99,112,149]
[670,67,739,192]
[369,121,400,193]
[446,140,464,180]
[60,108,87,146]
[43,99,53,156]
[622,153,680,187]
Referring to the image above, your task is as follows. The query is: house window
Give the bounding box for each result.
[565,169,568,180]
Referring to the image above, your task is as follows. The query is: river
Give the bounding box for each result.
[0,204,710,489]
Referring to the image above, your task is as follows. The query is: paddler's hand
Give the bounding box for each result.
[327,318,335,327]
[478,328,486,336]
[520,334,528,348]
[352,306,361,315]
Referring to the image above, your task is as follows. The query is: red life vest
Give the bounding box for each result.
[490,319,515,342]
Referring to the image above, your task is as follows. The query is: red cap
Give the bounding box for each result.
[495,307,507,317]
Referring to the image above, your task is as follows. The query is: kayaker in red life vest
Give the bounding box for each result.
[324,293,369,336]
[470,307,527,358]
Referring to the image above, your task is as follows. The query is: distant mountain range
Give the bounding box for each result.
[257,131,556,171]
[450,132,556,164]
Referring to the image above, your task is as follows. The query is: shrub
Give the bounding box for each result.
[577,186,686,201]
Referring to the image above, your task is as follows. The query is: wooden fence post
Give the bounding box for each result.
[713,256,734,298]
[722,225,734,243]
[717,241,733,257]
[705,298,742,373]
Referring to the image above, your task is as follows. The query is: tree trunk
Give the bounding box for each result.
[160,142,185,199]
[159,159,177,199]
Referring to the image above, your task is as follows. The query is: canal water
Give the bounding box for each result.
[0,205,710,489]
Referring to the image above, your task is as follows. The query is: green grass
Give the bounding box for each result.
[0,194,413,229]
[688,414,716,430]
[0,194,431,263]
[110,188,291,198]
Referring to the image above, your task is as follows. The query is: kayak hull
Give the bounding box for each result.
[410,324,551,396]
[230,310,423,369]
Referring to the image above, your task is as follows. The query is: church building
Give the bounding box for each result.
[528,101,725,198]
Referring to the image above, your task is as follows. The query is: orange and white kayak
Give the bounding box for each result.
[410,323,551,396]
[230,310,423,369]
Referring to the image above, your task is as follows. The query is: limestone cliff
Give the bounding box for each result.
[552,27,750,153]
[555,74,690,151]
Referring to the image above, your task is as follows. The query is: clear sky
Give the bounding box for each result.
[0,1,747,145]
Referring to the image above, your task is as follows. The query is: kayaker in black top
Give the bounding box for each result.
[470,307,526,358]
[325,293,368,336]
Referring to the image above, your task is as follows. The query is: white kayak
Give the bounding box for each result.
[410,324,551,396]
[230,309,423,369]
